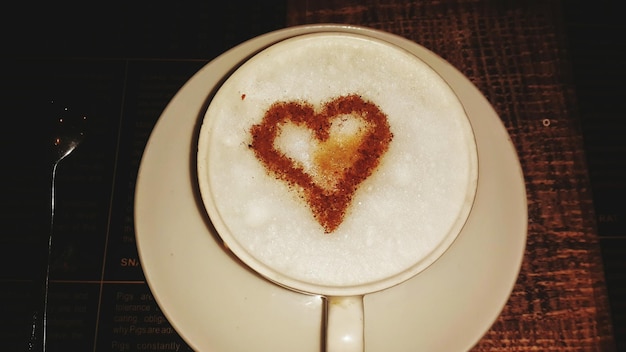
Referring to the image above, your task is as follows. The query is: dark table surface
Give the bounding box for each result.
[1,1,622,351]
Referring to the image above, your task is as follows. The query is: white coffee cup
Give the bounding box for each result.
[197,32,478,352]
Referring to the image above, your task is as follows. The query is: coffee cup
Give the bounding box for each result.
[197,31,478,352]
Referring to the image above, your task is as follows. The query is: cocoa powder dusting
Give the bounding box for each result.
[249,94,393,233]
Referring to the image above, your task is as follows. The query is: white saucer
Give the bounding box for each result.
[135,24,527,352]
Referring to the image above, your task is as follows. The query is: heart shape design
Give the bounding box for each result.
[250,94,393,233]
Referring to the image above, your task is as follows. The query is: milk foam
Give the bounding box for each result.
[200,33,478,289]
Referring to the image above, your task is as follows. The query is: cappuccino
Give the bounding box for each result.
[197,33,477,289]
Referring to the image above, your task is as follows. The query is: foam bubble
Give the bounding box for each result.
[243,198,272,228]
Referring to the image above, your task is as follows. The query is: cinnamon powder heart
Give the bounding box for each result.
[249,94,393,233]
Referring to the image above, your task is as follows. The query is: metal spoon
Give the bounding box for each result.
[29,99,87,351]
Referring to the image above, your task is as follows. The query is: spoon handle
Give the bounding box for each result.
[29,162,58,352]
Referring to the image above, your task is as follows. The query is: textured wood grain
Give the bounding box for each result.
[287,0,616,350]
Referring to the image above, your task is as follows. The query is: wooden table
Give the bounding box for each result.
[285,0,616,350]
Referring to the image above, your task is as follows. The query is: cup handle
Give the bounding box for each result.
[326,295,364,352]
